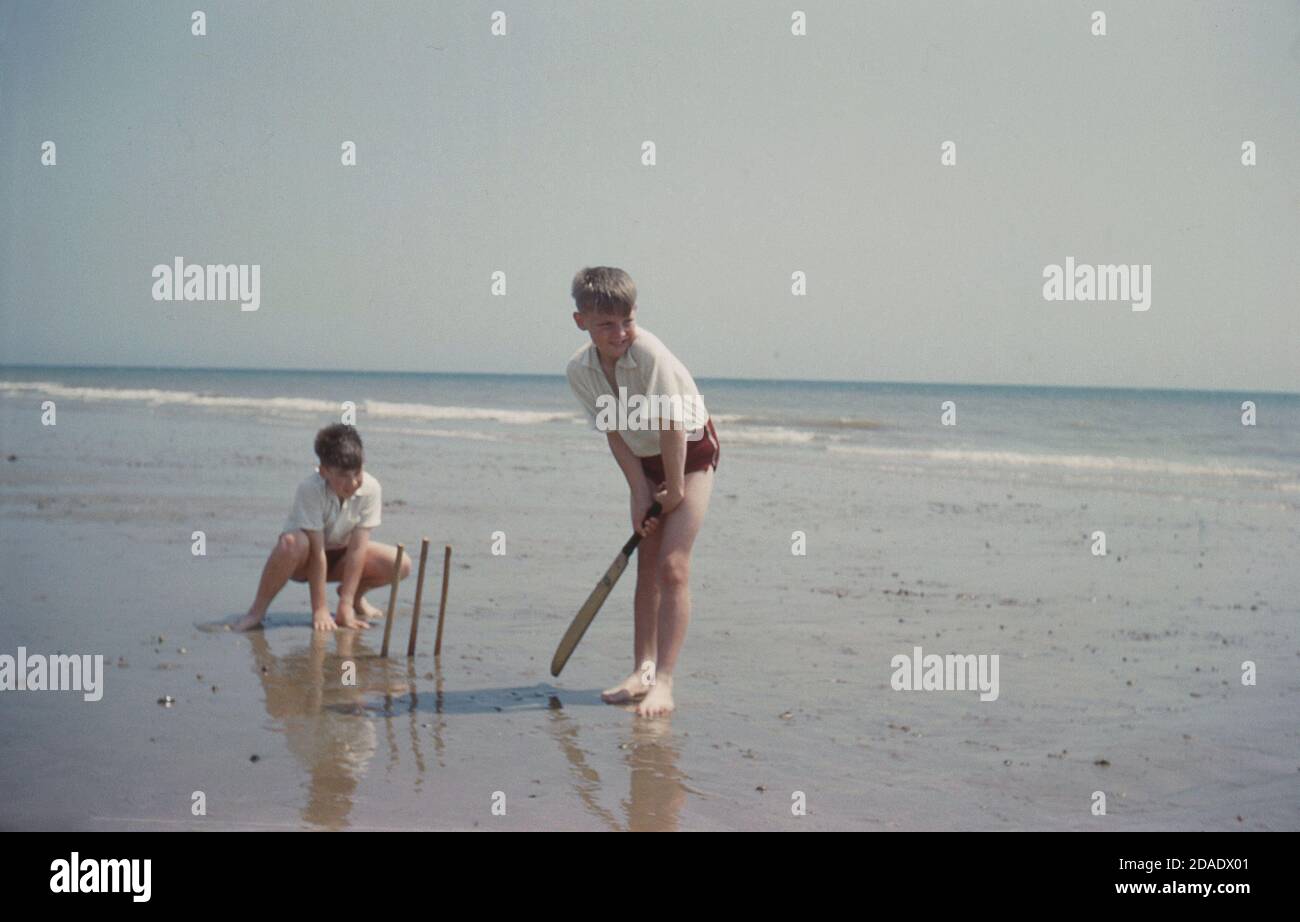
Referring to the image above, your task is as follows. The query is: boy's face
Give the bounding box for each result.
[574,306,637,364]
[319,464,363,500]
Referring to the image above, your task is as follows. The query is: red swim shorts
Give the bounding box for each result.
[639,418,720,489]
[291,545,347,582]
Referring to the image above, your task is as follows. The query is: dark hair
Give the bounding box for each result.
[314,424,364,471]
[571,266,637,316]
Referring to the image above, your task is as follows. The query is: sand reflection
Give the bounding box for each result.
[245,630,689,830]
[246,631,389,829]
[543,708,688,831]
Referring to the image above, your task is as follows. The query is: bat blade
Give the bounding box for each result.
[550,551,632,677]
[551,501,659,678]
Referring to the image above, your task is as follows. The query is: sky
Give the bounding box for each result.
[1,0,1297,392]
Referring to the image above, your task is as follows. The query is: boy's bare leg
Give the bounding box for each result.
[637,468,713,717]
[602,528,663,703]
[236,532,310,631]
[340,542,411,620]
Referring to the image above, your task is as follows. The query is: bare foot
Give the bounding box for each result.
[601,673,652,704]
[232,611,265,632]
[636,677,675,717]
[353,597,384,620]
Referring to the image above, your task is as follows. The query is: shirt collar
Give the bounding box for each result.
[315,469,348,505]
[581,342,637,370]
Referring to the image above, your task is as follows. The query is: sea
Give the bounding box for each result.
[2,366,1296,498]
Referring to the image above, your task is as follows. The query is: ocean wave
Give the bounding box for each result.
[363,400,572,425]
[723,426,820,445]
[363,425,506,442]
[828,444,1297,482]
[0,381,339,414]
[0,381,576,426]
[713,412,882,430]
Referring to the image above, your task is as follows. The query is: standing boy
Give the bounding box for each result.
[565,267,719,717]
[235,423,409,632]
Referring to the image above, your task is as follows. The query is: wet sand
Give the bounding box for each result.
[1,396,1298,830]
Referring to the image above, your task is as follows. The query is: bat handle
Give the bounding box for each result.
[622,501,663,556]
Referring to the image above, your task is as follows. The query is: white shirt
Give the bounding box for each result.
[566,327,709,458]
[283,470,382,549]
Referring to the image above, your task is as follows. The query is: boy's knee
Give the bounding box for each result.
[658,555,690,590]
[276,531,308,558]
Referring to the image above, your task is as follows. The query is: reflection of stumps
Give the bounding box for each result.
[380,543,405,658]
[434,544,451,657]
[407,538,431,657]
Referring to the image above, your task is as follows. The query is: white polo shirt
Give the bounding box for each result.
[565,327,709,458]
[283,470,382,549]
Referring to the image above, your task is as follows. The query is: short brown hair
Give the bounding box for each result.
[314,423,364,471]
[571,266,636,316]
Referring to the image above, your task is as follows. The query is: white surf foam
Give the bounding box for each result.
[362,399,572,425]
[723,426,820,445]
[0,381,577,427]
[828,444,1296,483]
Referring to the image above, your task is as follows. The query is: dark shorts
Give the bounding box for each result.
[639,418,720,489]
[290,545,347,582]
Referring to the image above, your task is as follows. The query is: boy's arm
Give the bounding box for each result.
[657,421,687,514]
[606,431,651,497]
[336,527,371,619]
[303,530,332,629]
[606,432,660,535]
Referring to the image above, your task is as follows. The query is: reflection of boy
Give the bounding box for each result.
[246,631,377,830]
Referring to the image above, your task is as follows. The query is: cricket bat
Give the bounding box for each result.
[550,501,662,677]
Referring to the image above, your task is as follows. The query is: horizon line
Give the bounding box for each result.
[0,361,1295,399]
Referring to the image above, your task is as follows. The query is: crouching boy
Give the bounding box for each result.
[235,423,409,632]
